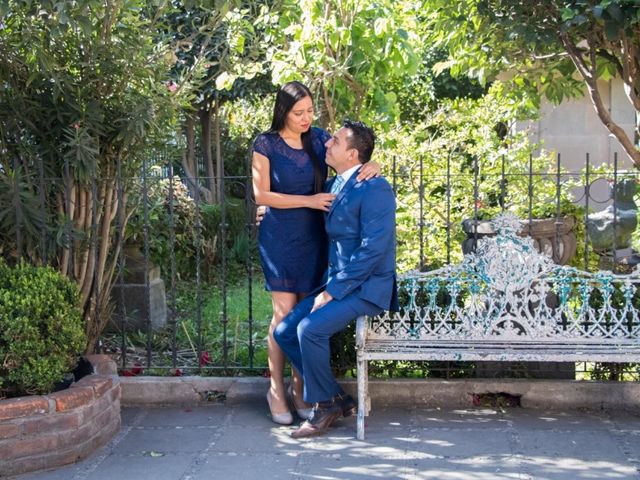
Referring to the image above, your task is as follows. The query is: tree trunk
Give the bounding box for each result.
[213,94,223,203]
[321,81,336,129]
[181,113,212,202]
[199,103,217,203]
[560,34,640,168]
[182,114,199,197]
[53,159,124,353]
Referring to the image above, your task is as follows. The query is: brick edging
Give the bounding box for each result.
[0,355,121,477]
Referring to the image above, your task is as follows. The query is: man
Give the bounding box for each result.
[273,119,398,438]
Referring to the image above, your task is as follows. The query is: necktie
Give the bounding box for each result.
[330,175,344,195]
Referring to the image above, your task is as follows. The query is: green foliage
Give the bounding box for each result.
[381,83,579,271]
[221,93,273,177]
[125,171,251,282]
[198,279,272,367]
[425,0,640,164]
[0,166,48,259]
[103,279,273,371]
[397,47,487,124]
[426,0,638,101]
[262,0,421,127]
[0,260,85,397]
[166,2,273,95]
[0,0,201,349]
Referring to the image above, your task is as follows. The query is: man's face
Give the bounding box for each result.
[325,127,356,171]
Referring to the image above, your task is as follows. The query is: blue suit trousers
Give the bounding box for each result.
[274,293,382,403]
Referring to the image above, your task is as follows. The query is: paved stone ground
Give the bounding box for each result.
[12,404,640,480]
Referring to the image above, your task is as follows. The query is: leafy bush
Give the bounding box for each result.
[379,82,588,272]
[126,172,253,282]
[126,173,202,280]
[0,261,85,397]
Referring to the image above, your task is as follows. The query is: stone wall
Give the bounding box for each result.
[0,355,121,476]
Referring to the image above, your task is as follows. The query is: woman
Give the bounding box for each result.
[252,81,379,424]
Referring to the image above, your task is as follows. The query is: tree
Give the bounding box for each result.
[427,0,640,167]
[167,2,273,203]
[0,0,234,351]
[263,0,421,129]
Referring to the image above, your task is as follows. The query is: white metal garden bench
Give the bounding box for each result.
[355,214,640,439]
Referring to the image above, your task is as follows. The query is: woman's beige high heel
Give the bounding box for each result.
[288,384,312,420]
[266,390,293,425]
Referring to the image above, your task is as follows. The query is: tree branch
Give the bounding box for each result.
[560,34,640,167]
[620,32,640,112]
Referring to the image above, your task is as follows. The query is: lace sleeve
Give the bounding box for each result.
[252,134,271,158]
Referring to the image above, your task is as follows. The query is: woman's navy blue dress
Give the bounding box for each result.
[253,127,330,293]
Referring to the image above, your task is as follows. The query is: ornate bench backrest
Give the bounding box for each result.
[371,214,640,343]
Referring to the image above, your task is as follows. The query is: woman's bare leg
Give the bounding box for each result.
[267,291,298,414]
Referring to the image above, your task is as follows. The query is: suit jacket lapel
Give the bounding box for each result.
[327,167,362,218]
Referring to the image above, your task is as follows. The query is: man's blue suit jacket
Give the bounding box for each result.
[322,168,399,312]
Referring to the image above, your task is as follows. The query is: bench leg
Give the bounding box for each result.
[357,352,367,440]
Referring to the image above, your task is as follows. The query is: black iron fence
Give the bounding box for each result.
[2,149,640,381]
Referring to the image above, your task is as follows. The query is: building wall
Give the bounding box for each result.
[518,78,637,211]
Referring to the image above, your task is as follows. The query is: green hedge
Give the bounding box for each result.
[0,261,85,397]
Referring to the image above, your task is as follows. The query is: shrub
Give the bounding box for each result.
[0,261,85,397]
[126,173,253,282]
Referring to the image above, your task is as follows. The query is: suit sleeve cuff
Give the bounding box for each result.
[325,282,344,301]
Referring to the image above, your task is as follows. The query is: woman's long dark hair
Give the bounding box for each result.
[269,81,324,194]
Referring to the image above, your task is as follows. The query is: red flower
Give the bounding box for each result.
[120,362,143,377]
[199,351,211,366]
[166,81,178,92]
[173,368,183,376]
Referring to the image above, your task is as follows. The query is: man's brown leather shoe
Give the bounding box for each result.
[291,399,342,438]
[336,393,357,417]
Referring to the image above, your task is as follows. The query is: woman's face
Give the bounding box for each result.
[284,96,314,134]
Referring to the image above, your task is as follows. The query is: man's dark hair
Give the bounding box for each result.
[343,119,375,164]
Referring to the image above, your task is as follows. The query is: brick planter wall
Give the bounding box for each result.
[0,355,121,477]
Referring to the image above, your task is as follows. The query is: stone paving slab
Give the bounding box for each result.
[132,407,227,428]
[11,404,640,480]
[189,453,302,480]
[515,455,639,480]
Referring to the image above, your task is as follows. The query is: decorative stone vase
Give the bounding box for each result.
[462,215,577,265]
[0,355,121,476]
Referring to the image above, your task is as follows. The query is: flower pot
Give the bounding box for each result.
[462,215,577,265]
[0,355,121,477]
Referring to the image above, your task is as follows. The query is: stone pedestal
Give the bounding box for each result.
[110,246,167,332]
[597,248,640,273]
